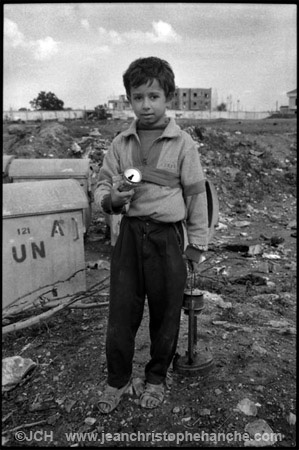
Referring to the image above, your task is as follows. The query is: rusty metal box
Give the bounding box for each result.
[3,179,88,312]
[8,158,92,231]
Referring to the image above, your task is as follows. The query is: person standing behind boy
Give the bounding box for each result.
[94,56,209,414]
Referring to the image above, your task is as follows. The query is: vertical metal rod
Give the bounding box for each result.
[188,305,195,364]
[187,271,196,364]
[191,271,196,294]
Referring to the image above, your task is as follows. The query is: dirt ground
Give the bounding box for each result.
[2,116,297,447]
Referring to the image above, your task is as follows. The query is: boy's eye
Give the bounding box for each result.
[132,94,160,101]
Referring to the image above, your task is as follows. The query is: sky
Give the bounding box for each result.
[3,3,297,112]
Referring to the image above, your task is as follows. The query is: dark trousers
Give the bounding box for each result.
[106,216,187,388]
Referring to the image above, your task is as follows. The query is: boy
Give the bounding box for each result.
[94,56,209,413]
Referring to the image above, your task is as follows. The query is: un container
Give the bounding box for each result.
[3,179,88,311]
[8,158,92,231]
[3,154,15,183]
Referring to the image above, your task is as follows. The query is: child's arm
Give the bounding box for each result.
[94,142,134,214]
[180,141,209,263]
[184,192,209,266]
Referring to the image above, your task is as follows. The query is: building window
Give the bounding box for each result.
[205,93,209,98]
[193,93,197,97]
[193,102,197,106]
[183,93,187,97]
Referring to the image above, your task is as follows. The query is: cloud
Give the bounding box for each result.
[32,36,59,61]
[98,20,181,46]
[108,30,124,45]
[150,20,182,43]
[99,27,124,45]
[4,17,59,61]
[81,19,90,30]
[4,18,25,47]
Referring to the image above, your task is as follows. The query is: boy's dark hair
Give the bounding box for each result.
[123,57,175,100]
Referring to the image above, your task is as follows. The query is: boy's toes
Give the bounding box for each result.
[140,382,164,409]
[97,381,130,414]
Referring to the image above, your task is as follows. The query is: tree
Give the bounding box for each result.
[217,103,227,112]
[30,91,64,111]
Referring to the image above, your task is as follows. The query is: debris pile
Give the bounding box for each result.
[4,122,74,159]
[184,125,297,203]
[69,128,109,164]
[4,121,296,206]
[4,122,111,170]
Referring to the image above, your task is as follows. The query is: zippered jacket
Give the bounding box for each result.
[94,118,209,247]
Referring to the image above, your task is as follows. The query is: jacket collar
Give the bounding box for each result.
[121,117,181,139]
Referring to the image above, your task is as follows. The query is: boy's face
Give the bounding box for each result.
[128,79,171,127]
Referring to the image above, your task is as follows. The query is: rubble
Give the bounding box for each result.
[236,398,258,416]
[2,356,37,392]
[2,118,297,447]
[286,412,296,426]
[223,241,263,256]
[244,419,278,447]
[184,124,296,204]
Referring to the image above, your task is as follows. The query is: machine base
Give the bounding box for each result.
[173,342,214,376]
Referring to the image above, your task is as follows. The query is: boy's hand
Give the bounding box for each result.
[111,181,135,209]
[185,253,206,273]
[184,244,207,273]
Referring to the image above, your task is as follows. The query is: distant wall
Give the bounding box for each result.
[110,109,271,121]
[3,109,85,122]
[171,110,271,120]
[3,108,271,122]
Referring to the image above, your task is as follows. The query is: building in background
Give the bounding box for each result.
[107,88,212,112]
[279,89,297,115]
[286,89,297,114]
[107,95,131,111]
[169,88,212,111]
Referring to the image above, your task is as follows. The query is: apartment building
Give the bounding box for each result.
[107,88,212,112]
[169,88,212,111]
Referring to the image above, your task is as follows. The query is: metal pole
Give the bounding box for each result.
[188,306,194,364]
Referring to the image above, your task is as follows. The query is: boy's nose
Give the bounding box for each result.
[142,97,150,109]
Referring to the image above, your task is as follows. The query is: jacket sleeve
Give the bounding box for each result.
[180,139,209,252]
[93,141,124,214]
